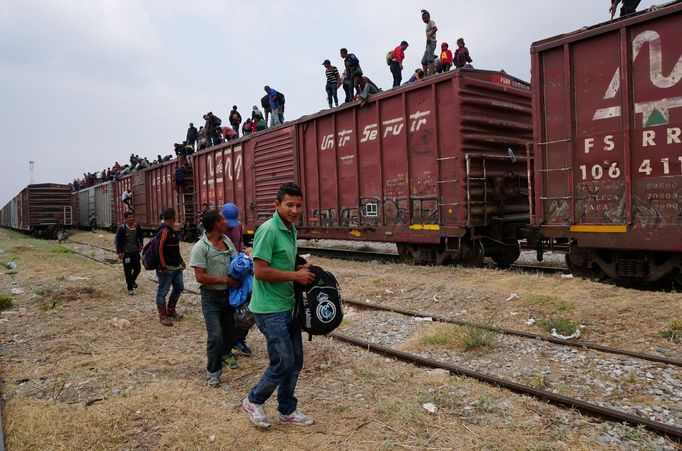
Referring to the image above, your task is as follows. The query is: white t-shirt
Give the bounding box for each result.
[425,20,437,42]
[122,191,131,202]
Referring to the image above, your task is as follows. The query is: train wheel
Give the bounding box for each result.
[671,270,682,289]
[397,244,414,264]
[491,243,521,268]
[565,252,588,277]
[460,240,485,267]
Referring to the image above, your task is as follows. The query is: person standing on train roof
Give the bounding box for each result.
[229,106,242,139]
[242,182,316,428]
[609,0,641,18]
[340,48,361,103]
[115,211,144,295]
[221,202,252,356]
[421,9,437,76]
[264,86,283,127]
[189,210,241,388]
[390,41,409,87]
[322,59,340,108]
[186,122,199,151]
[155,208,186,327]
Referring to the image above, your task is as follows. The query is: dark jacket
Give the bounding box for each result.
[115,224,144,254]
[186,126,199,142]
[229,110,242,125]
[158,224,184,269]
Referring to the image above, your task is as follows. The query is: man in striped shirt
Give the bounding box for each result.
[322,59,340,108]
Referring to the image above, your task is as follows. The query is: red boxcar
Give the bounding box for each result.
[0,184,72,236]
[531,2,682,282]
[115,159,196,238]
[191,69,533,265]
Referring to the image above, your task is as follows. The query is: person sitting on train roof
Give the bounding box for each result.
[610,0,641,18]
[453,38,473,69]
[242,118,253,136]
[354,72,380,106]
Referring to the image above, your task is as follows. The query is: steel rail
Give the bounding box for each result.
[330,332,682,441]
[344,300,682,368]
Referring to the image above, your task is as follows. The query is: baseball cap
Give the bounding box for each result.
[222,203,239,227]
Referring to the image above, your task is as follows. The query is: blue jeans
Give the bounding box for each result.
[360,83,379,101]
[270,107,282,127]
[155,269,184,308]
[201,288,235,377]
[389,61,402,87]
[325,83,338,107]
[248,310,302,415]
[422,40,437,65]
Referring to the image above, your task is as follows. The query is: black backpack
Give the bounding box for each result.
[276,91,285,105]
[294,265,343,340]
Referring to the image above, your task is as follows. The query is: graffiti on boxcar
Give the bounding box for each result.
[340,207,360,227]
[412,172,436,195]
[410,197,439,222]
[384,174,406,197]
[383,198,409,224]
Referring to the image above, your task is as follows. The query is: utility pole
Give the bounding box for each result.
[29,161,35,184]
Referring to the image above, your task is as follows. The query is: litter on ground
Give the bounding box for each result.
[10,288,24,295]
[525,317,536,325]
[561,274,574,279]
[414,316,433,322]
[68,276,90,281]
[551,327,581,340]
[422,403,438,414]
[506,293,520,301]
[7,262,17,269]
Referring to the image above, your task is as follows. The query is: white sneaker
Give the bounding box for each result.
[242,397,271,428]
[277,410,314,426]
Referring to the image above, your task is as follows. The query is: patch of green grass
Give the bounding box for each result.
[334,404,349,413]
[421,324,497,350]
[524,294,576,312]
[459,325,497,350]
[473,394,493,413]
[371,277,383,286]
[435,283,445,292]
[526,443,550,451]
[661,319,682,343]
[0,293,13,310]
[50,246,73,254]
[537,317,578,336]
[613,423,655,448]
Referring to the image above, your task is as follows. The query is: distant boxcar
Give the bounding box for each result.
[531,2,682,283]
[1,184,72,237]
[74,181,116,230]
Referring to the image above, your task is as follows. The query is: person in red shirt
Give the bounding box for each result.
[438,42,453,73]
[389,40,409,88]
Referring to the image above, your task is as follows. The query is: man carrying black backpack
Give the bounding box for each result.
[229,106,242,138]
[242,182,315,428]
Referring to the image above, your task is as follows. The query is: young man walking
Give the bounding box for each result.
[190,210,241,387]
[242,182,315,428]
[156,208,185,326]
[115,211,144,295]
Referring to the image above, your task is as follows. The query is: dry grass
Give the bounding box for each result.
[0,229,673,450]
[661,319,682,343]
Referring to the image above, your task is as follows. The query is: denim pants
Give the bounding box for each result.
[201,288,236,378]
[360,83,379,101]
[270,107,282,127]
[155,268,184,308]
[325,83,338,107]
[389,61,402,87]
[123,252,141,290]
[248,310,302,415]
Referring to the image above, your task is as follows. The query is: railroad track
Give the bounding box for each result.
[63,240,682,441]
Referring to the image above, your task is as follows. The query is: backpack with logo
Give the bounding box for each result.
[386,50,394,65]
[141,228,164,270]
[294,265,343,341]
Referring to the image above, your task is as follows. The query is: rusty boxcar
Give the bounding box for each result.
[115,158,197,238]
[0,184,73,236]
[73,181,116,230]
[531,2,682,283]
[294,69,533,265]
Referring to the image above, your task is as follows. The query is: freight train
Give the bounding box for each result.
[2,2,681,284]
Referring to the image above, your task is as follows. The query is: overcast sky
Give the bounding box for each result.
[0,0,661,205]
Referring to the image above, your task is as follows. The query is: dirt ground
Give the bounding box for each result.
[1,229,679,450]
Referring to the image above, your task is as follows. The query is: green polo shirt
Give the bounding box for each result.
[249,212,297,314]
[189,234,237,290]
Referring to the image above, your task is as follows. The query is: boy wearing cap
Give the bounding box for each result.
[222,203,252,355]
[322,60,341,108]
[438,42,453,73]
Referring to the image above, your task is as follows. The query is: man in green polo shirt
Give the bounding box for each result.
[242,182,315,428]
